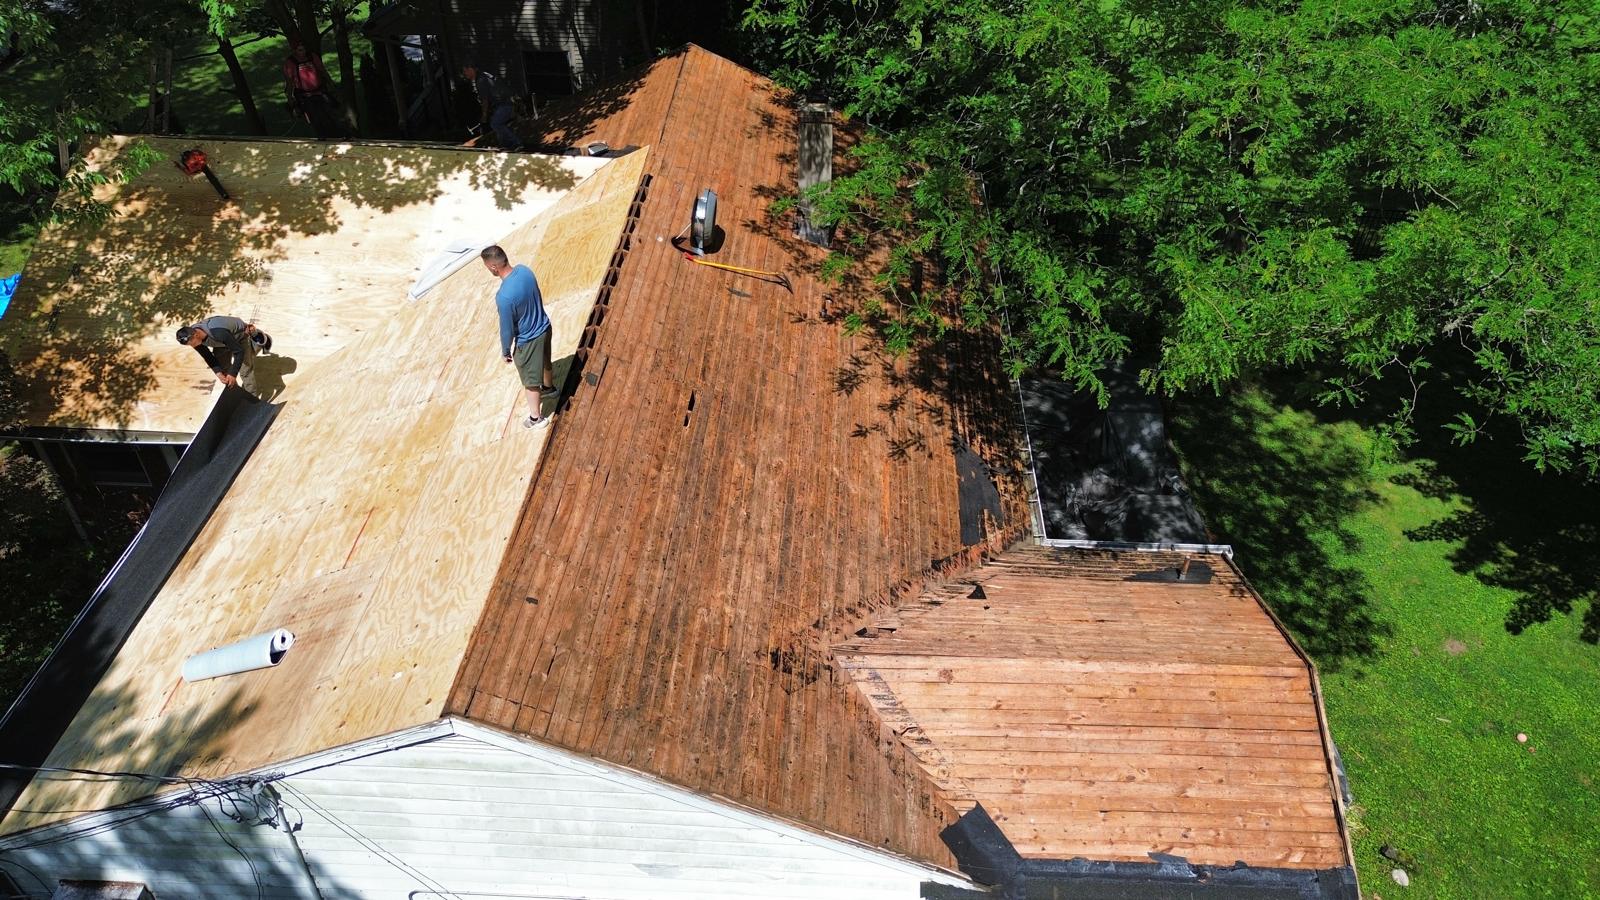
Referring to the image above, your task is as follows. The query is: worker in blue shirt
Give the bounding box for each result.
[481,244,556,428]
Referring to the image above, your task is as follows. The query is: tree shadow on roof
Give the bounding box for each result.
[1169,387,1389,672]
[741,117,1025,502]
[1,136,580,430]
[2,677,253,830]
[525,50,672,152]
[0,681,362,897]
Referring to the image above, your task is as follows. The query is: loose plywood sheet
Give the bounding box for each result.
[0,135,608,434]
[1,148,651,834]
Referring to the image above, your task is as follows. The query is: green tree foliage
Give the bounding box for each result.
[0,0,190,217]
[744,0,1600,473]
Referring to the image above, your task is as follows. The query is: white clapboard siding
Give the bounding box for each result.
[0,792,319,899]
[0,721,970,899]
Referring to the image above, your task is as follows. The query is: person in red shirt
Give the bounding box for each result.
[283,42,347,140]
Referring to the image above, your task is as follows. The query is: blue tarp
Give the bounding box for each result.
[0,273,18,320]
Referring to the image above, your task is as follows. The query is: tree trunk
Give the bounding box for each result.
[384,41,410,138]
[162,48,173,133]
[145,51,157,133]
[330,4,365,134]
[635,1,652,62]
[218,36,267,135]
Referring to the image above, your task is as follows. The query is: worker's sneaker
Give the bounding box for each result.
[523,414,549,430]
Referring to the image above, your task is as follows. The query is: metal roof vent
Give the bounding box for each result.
[689,188,718,256]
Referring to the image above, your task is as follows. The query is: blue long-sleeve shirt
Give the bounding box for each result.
[496,264,549,357]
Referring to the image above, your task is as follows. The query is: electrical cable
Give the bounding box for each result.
[199,799,265,900]
[0,774,270,854]
[0,857,51,896]
[0,762,211,787]
[278,784,466,900]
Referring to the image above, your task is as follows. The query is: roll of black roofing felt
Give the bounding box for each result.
[0,387,279,818]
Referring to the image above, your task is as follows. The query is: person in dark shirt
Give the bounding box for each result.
[461,62,522,151]
[283,42,347,140]
[481,244,555,428]
[177,316,271,395]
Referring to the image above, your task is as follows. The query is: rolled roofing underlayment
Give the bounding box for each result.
[181,628,295,682]
[408,240,484,300]
[0,386,279,815]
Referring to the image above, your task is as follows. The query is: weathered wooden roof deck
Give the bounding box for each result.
[3,43,1351,887]
[838,544,1352,870]
[447,46,1027,868]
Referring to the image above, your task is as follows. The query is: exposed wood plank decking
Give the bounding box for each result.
[839,545,1351,869]
[447,47,1027,868]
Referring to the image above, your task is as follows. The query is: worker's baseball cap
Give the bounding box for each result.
[175,326,196,344]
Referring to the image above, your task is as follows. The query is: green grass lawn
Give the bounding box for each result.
[1170,384,1600,899]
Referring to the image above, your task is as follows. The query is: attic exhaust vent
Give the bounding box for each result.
[689,189,718,256]
[796,101,833,247]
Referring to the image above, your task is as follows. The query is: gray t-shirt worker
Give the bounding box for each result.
[177,315,260,394]
[481,244,555,429]
[462,62,522,151]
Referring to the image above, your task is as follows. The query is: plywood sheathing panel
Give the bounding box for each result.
[1,149,651,835]
[1,135,607,434]
[839,546,1352,870]
[448,47,1029,870]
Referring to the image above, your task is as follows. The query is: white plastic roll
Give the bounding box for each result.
[408,239,484,300]
[182,628,295,682]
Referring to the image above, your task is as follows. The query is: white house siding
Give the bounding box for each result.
[442,0,637,97]
[0,722,968,899]
[0,793,319,898]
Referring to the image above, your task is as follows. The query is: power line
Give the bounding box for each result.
[0,773,271,854]
[277,784,465,900]
[0,762,214,787]
[199,800,264,900]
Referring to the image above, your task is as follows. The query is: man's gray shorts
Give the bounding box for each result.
[512,328,551,389]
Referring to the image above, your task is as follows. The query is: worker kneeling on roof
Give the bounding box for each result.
[177,315,272,396]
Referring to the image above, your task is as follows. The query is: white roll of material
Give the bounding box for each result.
[182,629,295,682]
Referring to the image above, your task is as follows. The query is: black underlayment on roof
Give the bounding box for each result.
[1020,364,1207,544]
[0,387,278,817]
[935,806,1358,900]
[956,440,1005,546]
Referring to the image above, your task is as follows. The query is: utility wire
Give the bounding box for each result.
[0,857,51,897]
[278,784,465,900]
[199,799,265,900]
[0,762,217,787]
[0,773,271,854]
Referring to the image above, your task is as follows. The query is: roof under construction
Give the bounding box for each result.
[1,45,1353,896]
[0,135,605,435]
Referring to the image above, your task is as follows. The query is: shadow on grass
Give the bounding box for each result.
[1396,413,1600,644]
[1400,462,1600,643]
[1169,388,1390,671]
[1277,348,1600,646]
